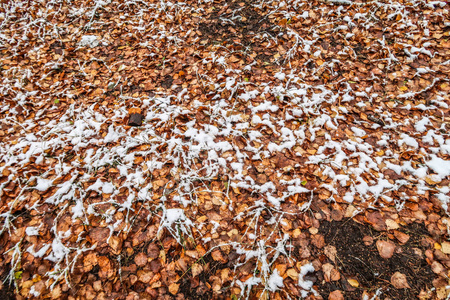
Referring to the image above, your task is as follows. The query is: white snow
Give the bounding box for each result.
[26,226,40,236]
[415,117,431,132]
[426,155,450,179]
[298,263,316,297]
[34,178,53,191]
[267,269,284,291]
[79,35,99,48]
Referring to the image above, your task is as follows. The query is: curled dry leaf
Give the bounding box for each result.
[108,235,122,254]
[191,263,203,277]
[393,230,410,244]
[322,263,340,282]
[286,268,299,281]
[324,245,337,263]
[168,283,180,295]
[391,272,410,289]
[211,249,228,264]
[376,240,396,259]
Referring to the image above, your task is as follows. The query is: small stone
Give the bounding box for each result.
[128,113,144,126]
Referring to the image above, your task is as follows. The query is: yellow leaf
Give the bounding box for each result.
[229,55,240,63]
[399,86,408,91]
[168,283,179,295]
[348,279,359,287]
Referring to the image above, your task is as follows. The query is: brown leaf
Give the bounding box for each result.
[98,256,114,279]
[83,253,98,272]
[108,235,122,254]
[89,227,110,245]
[393,230,410,244]
[137,270,154,283]
[441,242,450,254]
[211,249,228,264]
[331,209,343,221]
[365,211,386,231]
[322,263,340,282]
[147,243,160,259]
[431,261,445,274]
[324,245,337,263]
[385,219,399,230]
[391,272,410,289]
[376,240,396,259]
[168,283,180,295]
[328,290,344,300]
[286,268,298,281]
[311,234,325,249]
[191,263,203,277]
[135,252,148,267]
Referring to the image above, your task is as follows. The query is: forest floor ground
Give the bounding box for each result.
[0,0,449,299]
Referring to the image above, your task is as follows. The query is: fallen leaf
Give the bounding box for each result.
[385,219,399,230]
[211,249,228,264]
[168,283,180,295]
[328,290,344,300]
[137,270,154,283]
[347,279,359,287]
[376,240,396,259]
[322,263,340,282]
[135,252,148,267]
[191,263,203,277]
[89,227,110,245]
[311,234,325,249]
[331,209,343,221]
[365,211,386,231]
[108,235,122,254]
[441,242,450,254]
[324,245,337,263]
[286,268,298,281]
[393,230,410,244]
[83,253,98,272]
[391,272,410,289]
[431,261,445,274]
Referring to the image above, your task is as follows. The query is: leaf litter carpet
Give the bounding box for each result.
[0,0,449,299]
